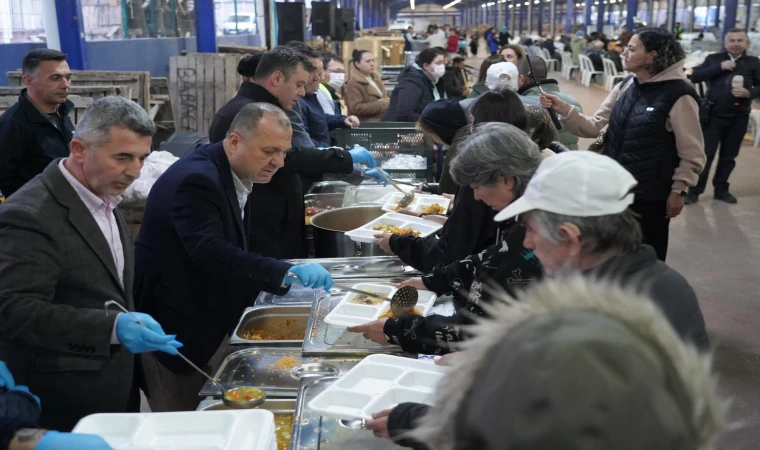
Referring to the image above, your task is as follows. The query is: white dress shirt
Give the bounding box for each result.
[231,169,252,219]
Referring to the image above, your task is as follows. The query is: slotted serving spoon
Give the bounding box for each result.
[334,284,419,316]
[104,301,266,409]
[376,170,415,209]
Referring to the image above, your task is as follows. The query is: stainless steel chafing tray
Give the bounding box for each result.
[198,347,363,398]
[292,376,407,449]
[230,305,311,346]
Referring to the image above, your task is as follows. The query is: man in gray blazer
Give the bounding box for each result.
[0,97,181,432]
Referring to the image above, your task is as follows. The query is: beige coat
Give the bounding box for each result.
[344,70,388,122]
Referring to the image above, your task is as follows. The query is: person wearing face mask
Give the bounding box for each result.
[317,52,345,115]
[344,50,390,122]
[382,48,447,122]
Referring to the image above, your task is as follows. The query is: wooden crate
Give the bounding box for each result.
[0,94,94,124]
[6,70,150,111]
[169,53,242,133]
[0,85,132,100]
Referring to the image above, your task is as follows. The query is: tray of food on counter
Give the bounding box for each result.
[199,347,363,398]
[292,376,409,449]
[307,354,444,421]
[379,192,450,214]
[323,282,437,327]
[231,305,310,345]
[197,398,296,450]
[344,212,442,243]
[72,410,276,449]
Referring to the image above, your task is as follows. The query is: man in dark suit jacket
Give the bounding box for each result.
[136,102,334,412]
[0,49,75,198]
[0,97,180,431]
[208,47,377,258]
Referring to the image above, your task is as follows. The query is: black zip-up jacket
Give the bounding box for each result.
[389,185,497,273]
[208,82,354,258]
[690,51,760,116]
[0,89,74,197]
[383,220,542,355]
[382,66,442,122]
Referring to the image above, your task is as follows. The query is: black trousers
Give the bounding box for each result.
[630,200,670,262]
[691,114,749,194]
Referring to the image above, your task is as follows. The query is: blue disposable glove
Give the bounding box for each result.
[115,313,183,355]
[36,431,114,450]
[349,146,377,168]
[285,263,334,292]
[364,168,391,186]
[0,360,14,389]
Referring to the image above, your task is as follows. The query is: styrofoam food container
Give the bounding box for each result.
[72,410,276,450]
[307,354,445,420]
[380,193,451,214]
[323,282,437,328]
[344,212,442,244]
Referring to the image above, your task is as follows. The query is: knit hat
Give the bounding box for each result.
[237,53,264,78]
[419,99,468,146]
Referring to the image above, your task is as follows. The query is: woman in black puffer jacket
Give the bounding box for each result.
[382,48,446,122]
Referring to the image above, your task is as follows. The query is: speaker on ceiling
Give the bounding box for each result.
[311,2,335,37]
[334,8,355,41]
[276,2,306,44]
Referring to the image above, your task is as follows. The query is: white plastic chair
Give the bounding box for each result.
[579,54,604,87]
[541,48,559,72]
[750,109,760,147]
[602,58,626,91]
[561,52,579,80]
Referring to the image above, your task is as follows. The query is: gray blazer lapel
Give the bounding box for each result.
[42,161,126,295]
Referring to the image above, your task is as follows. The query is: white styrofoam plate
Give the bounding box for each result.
[323,282,437,328]
[344,212,442,244]
[306,354,445,420]
[380,193,450,214]
[72,410,276,450]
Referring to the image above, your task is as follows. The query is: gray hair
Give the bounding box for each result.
[227,102,291,138]
[75,96,156,147]
[450,122,542,197]
[529,209,643,256]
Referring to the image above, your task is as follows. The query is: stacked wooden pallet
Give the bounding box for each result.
[168,53,243,133]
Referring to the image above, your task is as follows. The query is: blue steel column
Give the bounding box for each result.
[596,0,604,31]
[566,0,573,32]
[723,0,738,36]
[584,0,592,33]
[195,0,216,52]
[626,0,637,30]
[55,0,88,69]
[746,0,752,29]
[538,0,543,33]
[715,0,721,27]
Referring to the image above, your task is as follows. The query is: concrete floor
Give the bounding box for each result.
[552,76,760,449]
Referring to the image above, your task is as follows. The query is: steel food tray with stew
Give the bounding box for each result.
[344,213,441,243]
[307,354,444,421]
[72,410,276,450]
[199,347,363,398]
[379,192,450,215]
[230,305,310,346]
[323,282,437,328]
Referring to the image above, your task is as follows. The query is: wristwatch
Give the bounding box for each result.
[672,189,687,196]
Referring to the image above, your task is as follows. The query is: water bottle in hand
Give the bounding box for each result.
[732,75,744,89]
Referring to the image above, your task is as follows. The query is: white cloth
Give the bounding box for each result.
[494,151,637,222]
[230,169,252,219]
[121,151,179,206]
[316,86,336,115]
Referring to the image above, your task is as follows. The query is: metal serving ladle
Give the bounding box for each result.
[104,300,265,409]
[376,170,415,209]
[333,285,419,316]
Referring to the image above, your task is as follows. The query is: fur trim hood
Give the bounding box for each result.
[409,276,727,450]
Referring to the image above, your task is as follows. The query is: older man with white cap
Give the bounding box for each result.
[497,150,709,349]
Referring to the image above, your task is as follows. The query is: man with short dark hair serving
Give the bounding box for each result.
[0,49,74,197]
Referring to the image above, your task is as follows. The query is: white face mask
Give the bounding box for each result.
[431,64,446,81]
[327,73,345,90]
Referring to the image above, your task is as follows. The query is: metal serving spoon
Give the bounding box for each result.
[334,285,419,316]
[376,170,415,209]
[104,301,265,409]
